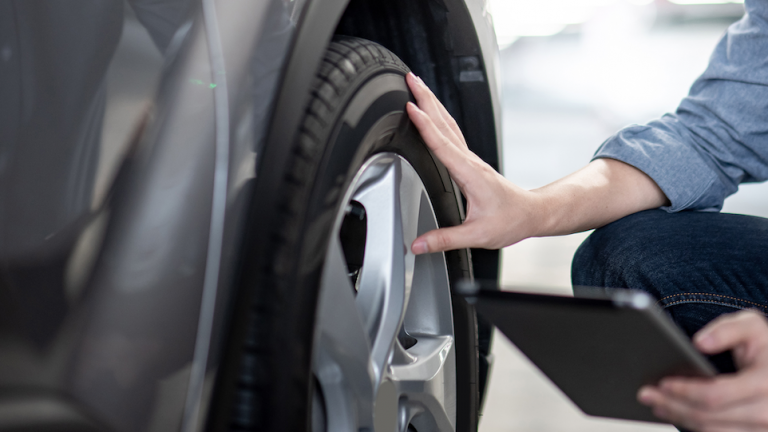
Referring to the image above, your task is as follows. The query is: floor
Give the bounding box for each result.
[478,8,766,432]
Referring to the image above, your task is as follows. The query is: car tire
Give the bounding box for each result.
[215,36,480,432]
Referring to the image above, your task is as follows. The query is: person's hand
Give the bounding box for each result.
[405,72,543,254]
[638,310,768,432]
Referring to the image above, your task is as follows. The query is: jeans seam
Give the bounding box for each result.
[661,299,768,316]
[656,292,768,310]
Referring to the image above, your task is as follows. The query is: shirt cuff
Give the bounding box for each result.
[593,119,720,212]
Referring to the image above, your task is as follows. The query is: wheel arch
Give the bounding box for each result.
[259,0,501,284]
[334,0,500,174]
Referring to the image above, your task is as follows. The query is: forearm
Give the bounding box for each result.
[530,158,669,237]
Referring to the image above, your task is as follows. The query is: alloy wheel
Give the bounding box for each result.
[312,152,457,432]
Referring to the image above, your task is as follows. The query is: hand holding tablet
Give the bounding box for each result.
[637,310,768,431]
[457,282,717,424]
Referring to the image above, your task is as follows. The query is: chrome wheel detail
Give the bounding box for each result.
[313,153,456,432]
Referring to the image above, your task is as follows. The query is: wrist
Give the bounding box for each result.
[526,188,557,237]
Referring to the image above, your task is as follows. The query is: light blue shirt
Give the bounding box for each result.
[594,0,768,212]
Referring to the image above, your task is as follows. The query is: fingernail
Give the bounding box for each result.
[412,239,429,255]
[694,332,714,349]
[638,387,654,404]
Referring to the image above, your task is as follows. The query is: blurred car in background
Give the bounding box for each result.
[0,0,501,431]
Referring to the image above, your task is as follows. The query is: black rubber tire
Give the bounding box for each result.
[217,36,480,432]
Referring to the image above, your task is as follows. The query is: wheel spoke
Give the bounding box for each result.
[314,237,375,430]
[396,159,424,291]
[401,165,453,339]
[390,335,456,432]
[402,244,454,337]
[353,156,413,384]
[314,153,459,432]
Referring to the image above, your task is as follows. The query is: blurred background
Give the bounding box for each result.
[87,1,762,429]
[480,0,764,430]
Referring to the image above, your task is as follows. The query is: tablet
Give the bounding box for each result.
[457,282,717,423]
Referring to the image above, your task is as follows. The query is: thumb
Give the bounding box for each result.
[411,224,484,254]
[694,310,768,366]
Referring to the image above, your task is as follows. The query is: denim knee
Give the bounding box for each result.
[571,210,674,297]
[572,209,768,301]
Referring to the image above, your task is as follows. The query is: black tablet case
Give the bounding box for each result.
[468,288,716,423]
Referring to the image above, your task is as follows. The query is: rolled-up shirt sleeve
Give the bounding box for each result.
[593,0,768,212]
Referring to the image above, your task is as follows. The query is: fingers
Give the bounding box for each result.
[636,312,768,432]
[406,72,468,149]
[639,384,768,432]
[637,311,768,418]
[656,374,763,411]
[411,221,495,254]
[406,101,476,188]
[411,226,473,255]
[639,385,716,431]
[694,311,768,364]
[403,72,533,254]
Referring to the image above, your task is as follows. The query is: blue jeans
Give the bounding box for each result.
[572,209,768,373]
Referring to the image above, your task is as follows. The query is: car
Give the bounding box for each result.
[0,0,501,430]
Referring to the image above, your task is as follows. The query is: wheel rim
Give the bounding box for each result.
[312,152,457,432]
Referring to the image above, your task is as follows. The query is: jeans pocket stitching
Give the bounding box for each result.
[657,292,768,311]
[660,297,768,316]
